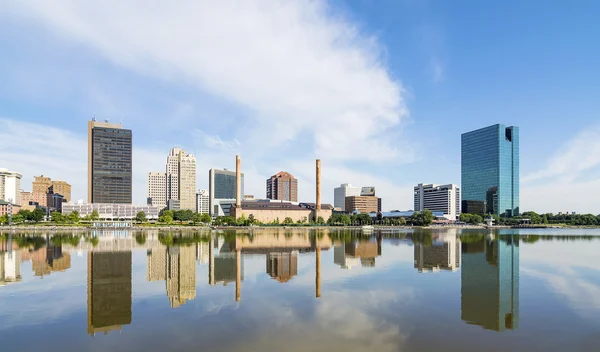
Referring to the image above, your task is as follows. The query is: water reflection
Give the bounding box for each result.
[461,235,519,331]
[1,229,599,347]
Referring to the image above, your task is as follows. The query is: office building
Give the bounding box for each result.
[461,124,519,216]
[461,200,486,216]
[165,148,197,211]
[147,172,167,208]
[334,183,359,210]
[88,120,132,204]
[414,183,461,220]
[209,168,244,216]
[266,171,298,202]
[19,191,48,211]
[32,175,72,202]
[87,251,132,335]
[196,189,209,214]
[461,236,519,331]
[0,200,20,217]
[62,202,160,220]
[0,168,22,205]
[345,195,378,213]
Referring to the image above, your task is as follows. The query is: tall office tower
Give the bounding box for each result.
[87,251,132,335]
[177,150,197,211]
[0,169,22,205]
[461,235,519,331]
[88,120,132,204]
[461,124,519,217]
[164,148,196,211]
[196,189,209,214]
[147,172,167,208]
[166,148,180,202]
[266,171,298,202]
[333,183,359,210]
[33,176,72,202]
[209,168,244,216]
[414,183,461,220]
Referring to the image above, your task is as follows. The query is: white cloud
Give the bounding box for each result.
[429,57,444,83]
[5,0,408,163]
[521,126,600,213]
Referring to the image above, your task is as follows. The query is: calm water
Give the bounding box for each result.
[1,228,600,352]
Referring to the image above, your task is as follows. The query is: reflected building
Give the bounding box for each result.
[266,252,298,283]
[334,238,381,269]
[146,244,197,308]
[461,236,519,331]
[0,237,21,286]
[21,243,71,277]
[414,235,461,273]
[87,251,132,336]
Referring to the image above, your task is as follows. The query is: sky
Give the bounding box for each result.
[0,0,599,213]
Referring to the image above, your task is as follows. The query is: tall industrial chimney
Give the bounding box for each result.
[236,155,241,208]
[316,159,321,210]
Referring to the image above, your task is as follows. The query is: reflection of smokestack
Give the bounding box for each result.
[236,155,241,208]
[316,245,321,298]
[236,249,241,302]
[316,159,321,210]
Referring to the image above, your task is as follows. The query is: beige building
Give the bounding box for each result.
[230,201,333,224]
[0,168,22,205]
[0,200,20,216]
[345,195,379,213]
[147,172,167,208]
[19,191,48,210]
[155,148,196,211]
[32,176,71,202]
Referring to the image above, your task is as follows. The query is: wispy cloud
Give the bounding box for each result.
[521,125,600,213]
[5,0,409,163]
[429,56,444,83]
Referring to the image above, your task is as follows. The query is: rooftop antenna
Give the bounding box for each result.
[105,117,109,123]
[92,113,96,122]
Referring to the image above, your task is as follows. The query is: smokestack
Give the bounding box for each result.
[316,159,321,210]
[236,155,241,208]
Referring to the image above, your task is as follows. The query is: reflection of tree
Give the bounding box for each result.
[14,236,46,251]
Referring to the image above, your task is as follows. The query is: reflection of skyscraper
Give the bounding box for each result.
[461,236,519,331]
[166,246,196,308]
[334,239,380,269]
[28,243,71,277]
[0,237,21,286]
[87,252,132,335]
[146,244,196,308]
[414,235,461,273]
[266,252,298,283]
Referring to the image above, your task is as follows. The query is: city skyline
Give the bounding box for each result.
[1,2,600,213]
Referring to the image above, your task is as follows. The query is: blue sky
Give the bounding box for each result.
[1,0,599,213]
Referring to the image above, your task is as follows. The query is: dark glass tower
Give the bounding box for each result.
[461,124,519,217]
[88,120,132,204]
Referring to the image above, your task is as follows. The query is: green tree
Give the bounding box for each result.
[0,214,7,225]
[173,210,193,222]
[161,209,174,218]
[420,209,434,226]
[158,214,173,224]
[191,212,203,224]
[248,214,256,225]
[135,211,147,223]
[67,211,80,223]
[398,217,407,225]
[51,211,65,223]
[316,216,325,225]
[283,217,294,225]
[18,209,33,221]
[200,213,213,224]
[11,214,24,224]
[31,208,46,223]
[90,210,100,221]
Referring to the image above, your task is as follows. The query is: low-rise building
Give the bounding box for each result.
[230,201,334,223]
[0,200,20,217]
[62,203,160,220]
[345,196,378,214]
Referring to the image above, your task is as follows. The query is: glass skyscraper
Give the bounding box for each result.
[461,124,519,217]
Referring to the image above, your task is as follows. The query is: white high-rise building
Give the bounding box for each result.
[147,172,167,208]
[196,189,210,214]
[0,169,22,205]
[333,183,359,210]
[414,183,461,220]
